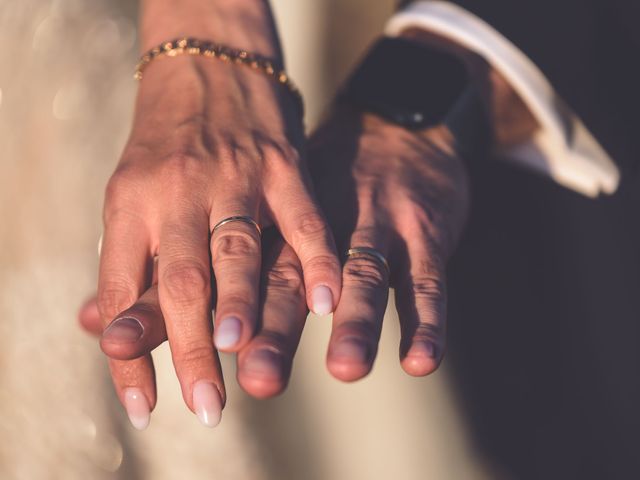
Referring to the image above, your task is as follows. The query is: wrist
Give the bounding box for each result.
[140,0,282,60]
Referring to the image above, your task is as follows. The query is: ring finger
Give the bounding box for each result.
[326,222,391,382]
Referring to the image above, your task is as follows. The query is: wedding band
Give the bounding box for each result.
[212,216,262,236]
[98,233,103,258]
[346,247,390,275]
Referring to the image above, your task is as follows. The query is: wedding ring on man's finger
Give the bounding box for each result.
[98,233,103,258]
[346,247,390,275]
[212,216,262,237]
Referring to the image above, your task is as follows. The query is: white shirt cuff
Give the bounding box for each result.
[385,1,619,197]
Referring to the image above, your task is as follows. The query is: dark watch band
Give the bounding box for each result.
[444,85,492,159]
[339,36,470,130]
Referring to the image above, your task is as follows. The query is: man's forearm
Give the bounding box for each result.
[139,0,283,59]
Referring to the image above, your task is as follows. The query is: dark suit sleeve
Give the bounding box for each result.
[395,0,640,172]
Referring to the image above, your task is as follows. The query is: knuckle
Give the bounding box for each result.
[406,274,447,326]
[254,329,294,357]
[161,261,210,304]
[173,341,215,365]
[291,212,329,251]
[217,293,253,313]
[263,141,301,168]
[412,322,443,342]
[411,275,446,301]
[344,257,387,289]
[296,213,327,238]
[97,280,138,320]
[125,301,156,320]
[302,253,339,277]
[336,319,378,342]
[265,261,304,294]
[213,230,260,261]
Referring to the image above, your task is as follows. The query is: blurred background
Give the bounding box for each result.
[0,0,582,478]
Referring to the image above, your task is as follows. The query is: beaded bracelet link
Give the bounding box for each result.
[134,37,304,114]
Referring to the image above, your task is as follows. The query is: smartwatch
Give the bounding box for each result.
[339,36,470,130]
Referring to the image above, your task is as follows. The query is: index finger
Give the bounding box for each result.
[267,174,342,316]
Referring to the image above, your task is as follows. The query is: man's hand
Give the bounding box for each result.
[309,107,470,380]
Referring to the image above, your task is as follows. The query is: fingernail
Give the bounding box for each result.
[192,381,223,428]
[103,317,144,343]
[123,388,150,431]
[242,349,283,378]
[408,341,436,359]
[311,285,334,315]
[214,316,242,349]
[332,337,370,364]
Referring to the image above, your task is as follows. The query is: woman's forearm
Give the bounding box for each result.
[139,0,283,60]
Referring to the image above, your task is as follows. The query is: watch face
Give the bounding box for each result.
[341,37,469,129]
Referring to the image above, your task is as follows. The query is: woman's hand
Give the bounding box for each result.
[83,232,309,429]
[97,0,340,426]
[309,107,470,380]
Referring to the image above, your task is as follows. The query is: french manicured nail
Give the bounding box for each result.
[311,285,334,315]
[214,316,242,349]
[102,317,144,343]
[408,341,436,359]
[192,381,223,428]
[242,349,283,378]
[123,388,150,431]
[332,337,370,363]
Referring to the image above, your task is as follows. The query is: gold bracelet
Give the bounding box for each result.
[134,37,304,114]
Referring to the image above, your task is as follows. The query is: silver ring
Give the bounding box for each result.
[346,247,390,275]
[212,216,262,236]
